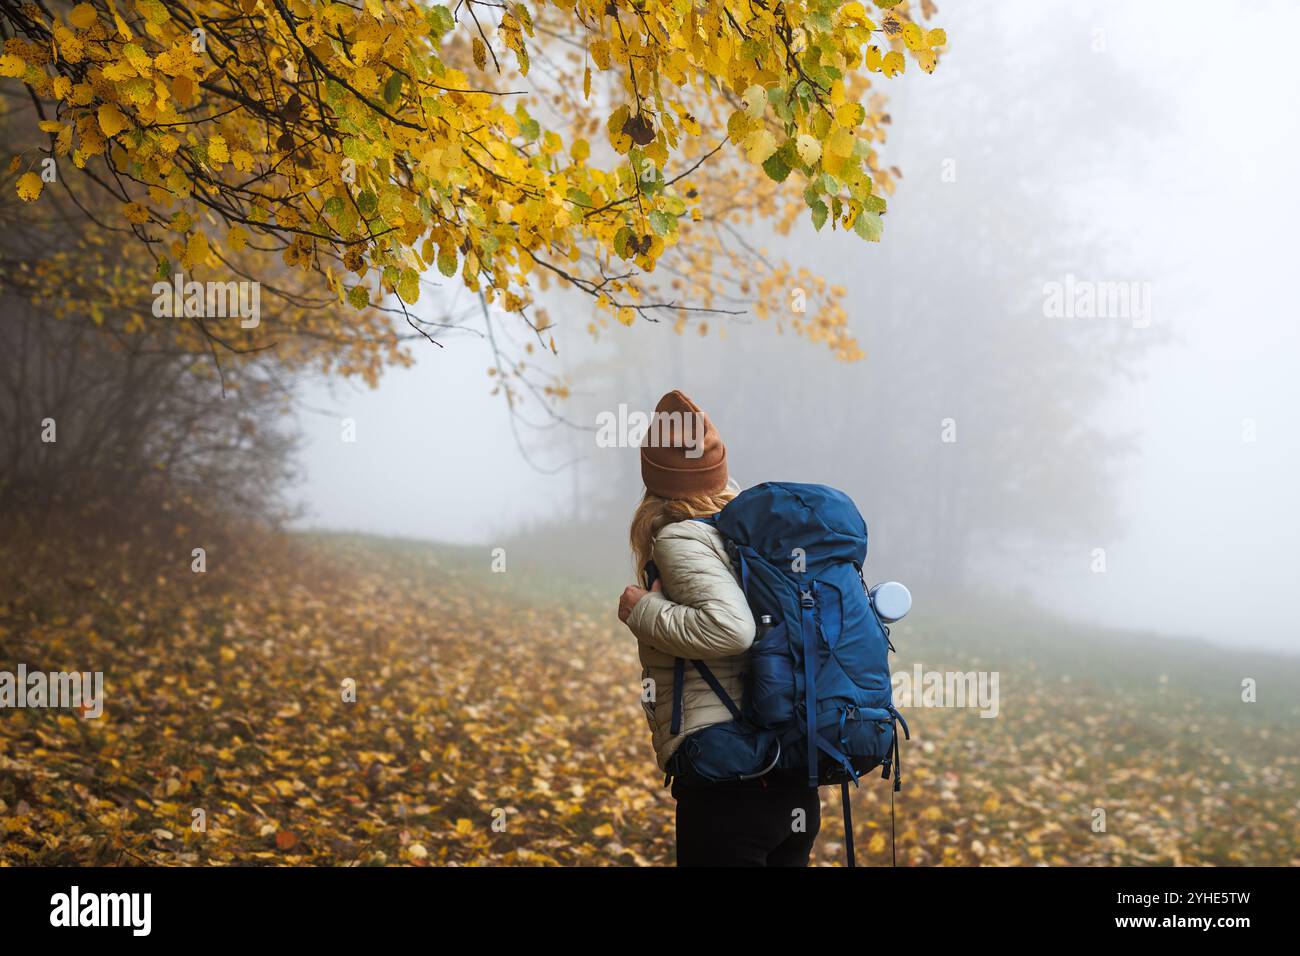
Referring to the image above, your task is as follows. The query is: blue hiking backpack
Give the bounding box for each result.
[655,482,910,867]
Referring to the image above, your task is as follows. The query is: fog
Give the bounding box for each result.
[292,0,1300,655]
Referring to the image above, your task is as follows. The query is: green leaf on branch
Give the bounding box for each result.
[810,199,828,232]
[762,152,791,182]
[853,210,883,242]
[649,210,676,236]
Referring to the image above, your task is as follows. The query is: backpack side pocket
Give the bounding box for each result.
[747,620,796,728]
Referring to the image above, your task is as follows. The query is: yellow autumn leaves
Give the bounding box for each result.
[15,170,43,202]
[6,522,1295,867]
[68,3,98,30]
[2,0,944,376]
[584,0,945,260]
[97,104,128,138]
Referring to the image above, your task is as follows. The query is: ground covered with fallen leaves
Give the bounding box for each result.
[2,526,1298,865]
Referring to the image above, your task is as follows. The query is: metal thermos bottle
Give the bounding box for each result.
[869,581,912,623]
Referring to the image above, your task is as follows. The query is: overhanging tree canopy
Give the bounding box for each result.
[1,0,945,383]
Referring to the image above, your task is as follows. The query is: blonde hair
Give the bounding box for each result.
[629,482,738,582]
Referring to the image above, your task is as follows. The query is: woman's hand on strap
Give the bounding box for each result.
[618,578,661,624]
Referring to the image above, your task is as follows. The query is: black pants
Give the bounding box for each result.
[673,779,821,867]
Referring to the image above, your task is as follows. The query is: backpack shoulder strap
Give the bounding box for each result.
[670,656,742,737]
[649,540,744,734]
[689,659,742,721]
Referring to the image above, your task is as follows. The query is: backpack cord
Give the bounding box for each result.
[888,709,908,867]
[841,781,855,868]
[890,787,896,868]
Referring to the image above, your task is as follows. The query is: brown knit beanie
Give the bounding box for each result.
[640,389,728,499]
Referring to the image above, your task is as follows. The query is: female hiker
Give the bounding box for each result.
[616,388,821,866]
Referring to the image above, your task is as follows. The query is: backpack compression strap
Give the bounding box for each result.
[800,586,819,787]
[882,706,910,791]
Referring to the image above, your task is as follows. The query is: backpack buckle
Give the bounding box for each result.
[800,589,815,608]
